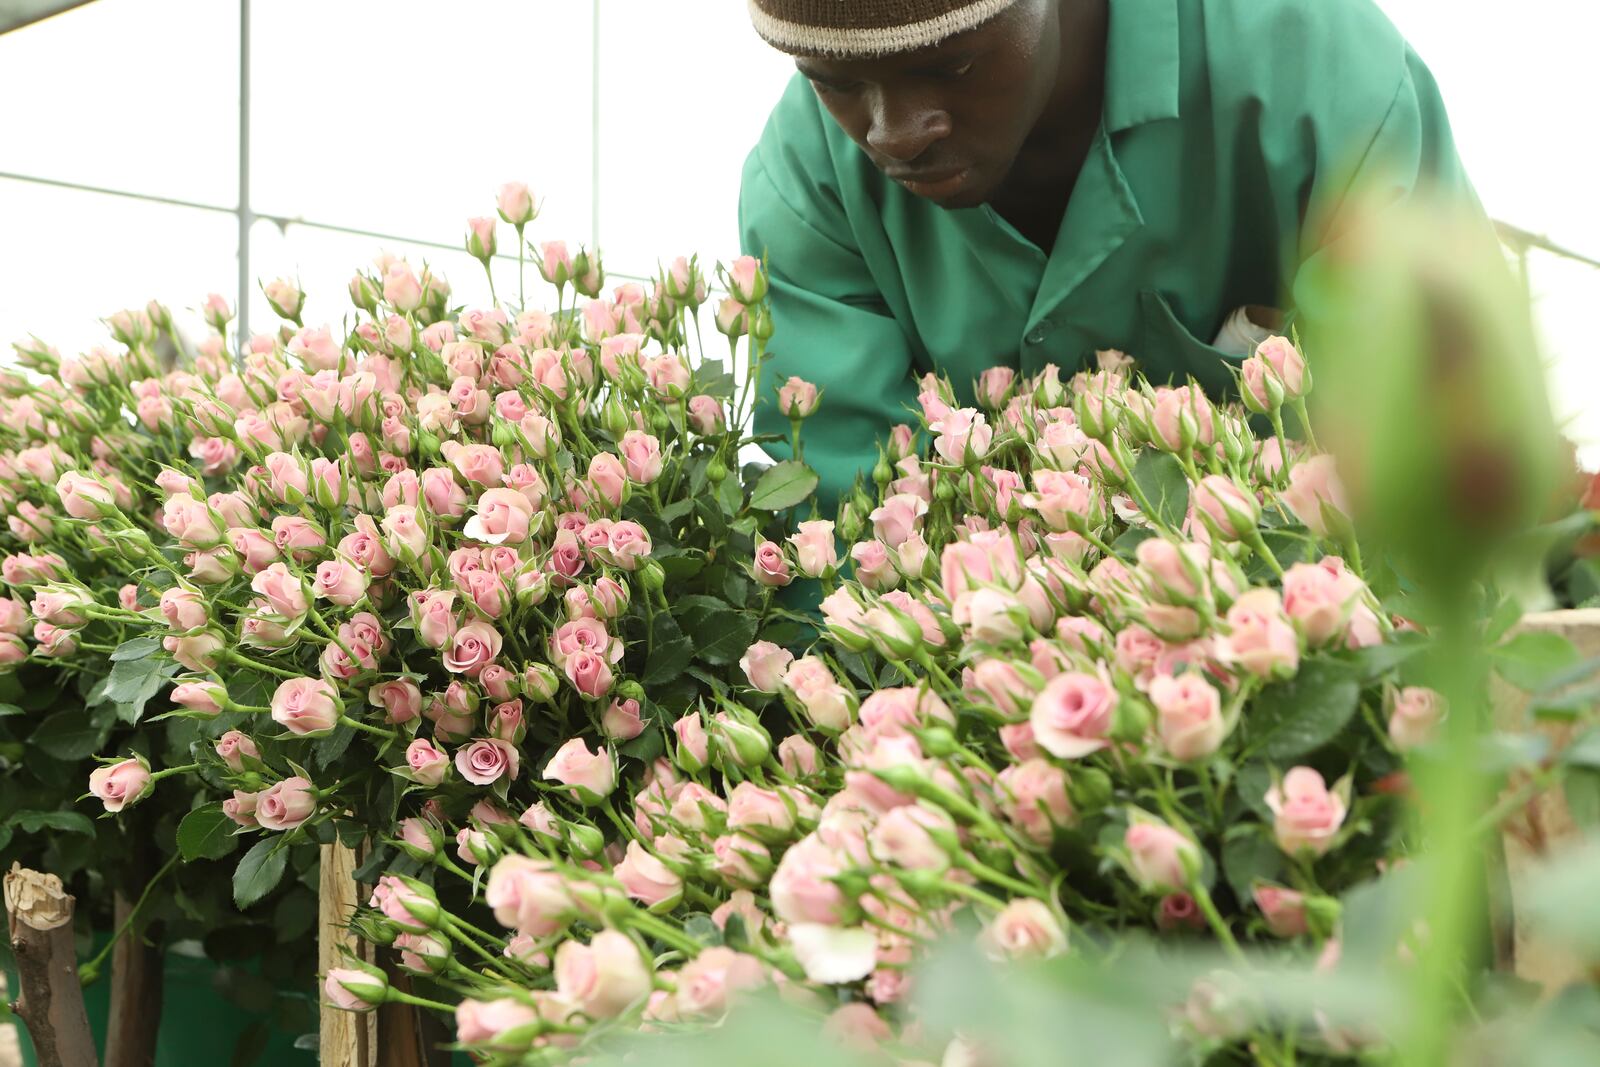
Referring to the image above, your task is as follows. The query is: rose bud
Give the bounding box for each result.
[88,755,153,813]
[1123,817,1201,894]
[324,966,389,1012]
[255,776,317,831]
[542,738,617,804]
[215,730,259,771]
[496,181,537,227]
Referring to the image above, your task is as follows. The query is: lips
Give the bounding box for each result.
[888,166,973,201]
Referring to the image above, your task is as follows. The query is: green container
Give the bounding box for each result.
[2,935,315,1067]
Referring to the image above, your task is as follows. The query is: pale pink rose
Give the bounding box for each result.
[172,681,224,715]
[1029,669,1116,758]
[996,759,1072,844]
[222,790,259,827]
[686,394,724,435]
[1281,557,1368,647]
[466,488,534,545]
[1256,335,1307,396]
[1220,588,1300,678]
[668,782,728,831]
[1281,455,1350,538]
[674,713,710,767]
[88,757,152,813]
[465,215,497,259]
[619,431,663,484]
[549,617,619,668]
[1150,672,1226,761]
[1388,686,1446,749]
[368,679,422,724]
[739,640,794,693]
[409,589,460,649]
[869,803,954,870]
[382,262,423,311]
[710,833,772,888]
[381,505,430,561]
[727,782,797,838]
[270,515,326,562]
[554,929,653,1020]
[250,562,309,620]
[970,658,1035,717]
[777,376,820,418]
[455,738,520,785]
[870,493,928,549]
[563,649,614,699]
[1125,820,1199,892]
[0,597,28,636]
[979,898,1069,960]
[789,520,838,578]
[1025,468,1096,532]
[782,656,856,732]
[543,738,617,799]
[215,730,258,771]
[751,540,792,587]
[769,833,850,925]
[586,452,627,508]
[270,677,341,736]
[613,840,684,908]
[931,407,993,466]
[162,495,225,548]
[420,467,469,520]
[604,521,652,571]
[675,946,766,1019]
[255,776,316,831]
[1253,885,1310,937]
[162,630,223,671]
[1150,384,1216,452]
[1192,475,1260,541]
[496,181,536,225]
[449,443,504,487]
[54,471,115,519]
[1264,767,1347,856]
[313,558,368,606]
[454,997,542,1052]
[263,278,304,319]
[486,854,572,936]
[405,738,450,786]
[444,620,502,676]
[977,365,1016,408]
[324,967,386,1012]
[227,528,279,574]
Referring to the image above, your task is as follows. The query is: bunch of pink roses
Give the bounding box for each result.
[325,339,1449,1063]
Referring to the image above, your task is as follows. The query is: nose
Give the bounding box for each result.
[863,90,952,164]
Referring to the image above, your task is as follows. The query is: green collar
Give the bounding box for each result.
[1103,0,1182,133]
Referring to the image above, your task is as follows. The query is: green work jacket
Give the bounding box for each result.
[738,0,1482,513]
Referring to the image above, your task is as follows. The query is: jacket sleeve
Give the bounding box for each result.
[739,149,921,519]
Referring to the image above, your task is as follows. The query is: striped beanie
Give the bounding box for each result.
[748,0,1019,58]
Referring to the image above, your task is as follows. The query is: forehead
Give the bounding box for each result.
[791,21,994,77]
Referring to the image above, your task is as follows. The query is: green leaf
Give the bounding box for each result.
[0,703,24,718]
[716,471,744,516]
[672,594,733,632]
[749,461,818,512]
[1110,527,1156,561]
[1130,451,1190,529]
[1493,632,1581,692]
[1566,768,1600,828]
[1232,762,1276,822]
[618,726,665,764]
[233,838,288,908]
[178,804,240,861]
[109,636,163,662]
[656,551,706,582]
[682,912,724,947]
[1561,729,1600,770]
[696,612,760,667]
[314,723,356,768]
[7,810,95,836]
[29,708,112,760]
[1244,659,1361,761]
[1221,830,1286,904]
[1342,635,1429,682]
[643,613,695,686]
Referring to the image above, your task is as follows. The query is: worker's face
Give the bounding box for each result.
[795,0,1063,208]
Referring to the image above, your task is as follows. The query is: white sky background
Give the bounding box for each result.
[0,0,1595,449]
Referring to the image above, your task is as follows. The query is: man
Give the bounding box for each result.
[739,0,1484,512]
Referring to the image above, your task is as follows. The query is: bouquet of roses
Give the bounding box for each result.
[314,330,1474,1063]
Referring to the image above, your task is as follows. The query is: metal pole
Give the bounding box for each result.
[237,0,253,344]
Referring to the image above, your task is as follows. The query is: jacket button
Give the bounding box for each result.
[1025,320,1053,345]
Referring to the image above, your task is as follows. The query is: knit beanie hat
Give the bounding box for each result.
[748,0,1018,58]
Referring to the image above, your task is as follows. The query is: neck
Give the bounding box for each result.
[1004,0,1111,191]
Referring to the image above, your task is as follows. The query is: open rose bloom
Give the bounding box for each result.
[0,186,1563,1064]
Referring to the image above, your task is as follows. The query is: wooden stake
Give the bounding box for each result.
[3,864,98,1067]
[102,891,162,1067]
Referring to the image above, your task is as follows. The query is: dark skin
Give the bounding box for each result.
[794,0,1110,253]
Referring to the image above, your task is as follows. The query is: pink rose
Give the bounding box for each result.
[613,840,684,908]
[782,656,856,732]
[496,181,536,225]
[162,630,223,672]
[869,802,954,870]
[324,967,386,1012]
[161,495,225,548]
[603,521,652,571]
[996,759,1073,844]
[751,540,793,587]
[381,505,430,561]
[405,738,451,786]
[601,697,645,740]
[312,558,368,606]
[420,466,470,519]
[1029,669,1116,759]
[777,376,820,418]
[1124,820,1199,892]
[227,528,279,574]
[88,757,152,813]
[270,677,341,735]
[619,431,663,484]
[486,854,573,937]
[172,681,225,715]
[769,833,849,925]
[465,488,534,546]
[1253,884,1310,938]
[368,679,422,723]
[788,520,838,578]
[1192,475,1260,541]
[686,395,724,435]
[1221,589,1300,678]
[1281,455,1350,538]
[1388,685,1445,749]
[409,589,460,649]
[675,946,765,1019]
[444,621,503,676]
[1281,557,1369,647]
[739,640,794,693]
[455,738,520,786]
[543,738,616,800]
[1149,672,1226,761]
[727,782,798,839]
[586,453,628,509]
[563,649,614,699]
[215,730,259,771]
[454,998,542,1052]
[255,776,316,831]
[554,929,653,1020]
[271,515,326,562]
[1256,335,1307,397]
[674,712,710,769]
[1264,767,1347,856]
[930,407,992,465]
[870,493,928,549]
[978,898,1069,960]
[222,790,259,827]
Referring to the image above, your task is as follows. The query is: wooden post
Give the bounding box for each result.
[3,864,98,1067]
[103,890,162,1067]
[1494,608,1600,992]
[319,841,373,1067]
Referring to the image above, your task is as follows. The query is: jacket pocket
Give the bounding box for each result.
[1136,289,1242,398]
